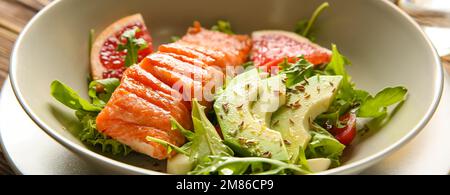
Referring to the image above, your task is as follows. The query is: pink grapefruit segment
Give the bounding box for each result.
[251,30,331,69]
[91,14,153,80]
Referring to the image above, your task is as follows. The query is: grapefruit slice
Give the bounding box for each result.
[91,14,153,80]
[251,30,331,70]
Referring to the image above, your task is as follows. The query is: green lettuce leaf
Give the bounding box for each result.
[279,56,315,87]
[211,20,234,35]
[170,118,195,141]
[88,78,120,107]
[325,44,355,101]
[306,123,345,167]
[358,87,407,118]
[50,80,102,112]
[76,111,132,156]
[189,99,233,164]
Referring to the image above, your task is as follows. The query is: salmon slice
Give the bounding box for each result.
[158,43,216,66]
[125,65,181,100]
[121,76,192,130]
[174,42,230,68]
[98,119,173,160]
[124,65,190,109]
[140,60,210,108]
[96,67,191,159]
[98,88,185,145]
[146,53,224,107]
[146,52,209,81]
[162,52,224,80]
[180,22,252,67]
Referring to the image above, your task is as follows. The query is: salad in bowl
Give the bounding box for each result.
[50,3,407,175]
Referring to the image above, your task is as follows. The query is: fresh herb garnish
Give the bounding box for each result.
[117,27,149,67]
[279,56,315,87]
[88,78,120,108]
[211,20,234,35]
[294,2,330,41]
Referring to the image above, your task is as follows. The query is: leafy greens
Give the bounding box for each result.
[211,20,234,35]
[317,44,407,136]
[88,78,120,108]
[50,80,131,156]
[278,57,315,87]
[166,99,310,175]
[295,2,330,41]
[117,27,149,67]
[306,123,345,167]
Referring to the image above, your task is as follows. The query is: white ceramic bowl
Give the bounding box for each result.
[10,0,443,174]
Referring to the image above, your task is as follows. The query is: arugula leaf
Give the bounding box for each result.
[296,146,311,171]
[325,44,354,101]
[306,123,345,167]
[166,99,233,173]
[146,136,189,155]
[318,44,408,139]
[211,20,234,35]
[88,78,120,107]
[170,117,195,141]
[189,99,233,164]
[76,111,132,156]
[170,36,181,43]
[188,156,310,175]
[117,27,149,67]
[51,80,102,112]
[358,87,408,118]
[241,61,255,69]
[294,2,330,41]
[279,56,315,87]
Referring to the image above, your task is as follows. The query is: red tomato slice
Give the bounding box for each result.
[330,112,356,146]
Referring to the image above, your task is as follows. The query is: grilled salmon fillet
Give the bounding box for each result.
[96,65,191,159]
[96,23,252,160]
[160,21,252,69]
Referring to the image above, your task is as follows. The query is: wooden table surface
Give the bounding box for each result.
[0,0,52,175]
[0,0,448,175]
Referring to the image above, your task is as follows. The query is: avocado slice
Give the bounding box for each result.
[251,75,287,126]
[271,75,342,163]
[214,69,289,161]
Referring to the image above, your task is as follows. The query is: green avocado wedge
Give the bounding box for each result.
[271,75,342,163]
[214,69,289,161]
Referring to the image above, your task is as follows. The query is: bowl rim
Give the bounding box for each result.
[9,0,444,175]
